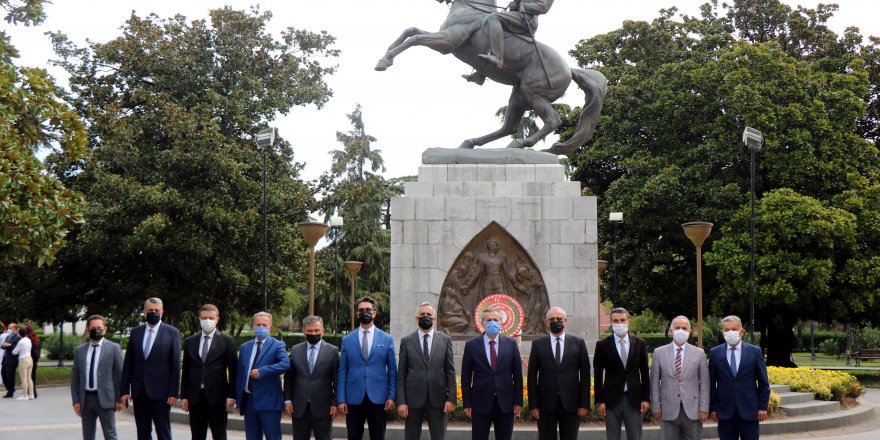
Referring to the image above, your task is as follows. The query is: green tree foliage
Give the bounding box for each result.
[566,0,879,362]
[34,7,338,323]
[0,1,86,268]
[316,105,393,329]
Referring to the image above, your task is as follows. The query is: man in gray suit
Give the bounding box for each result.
[284,315,339,440]
[397,302,457,440]
[71,315,124,440]
[650,315,710,440]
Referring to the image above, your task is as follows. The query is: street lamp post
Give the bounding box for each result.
[330,212,344,332]
[298,222,329,316]
[344,261,363,329]
[743,126,764,343]
[255,127,277,311]
[682,221,713,349]
[609,212,624,298]
[598,260,609,338]
[810,320,816,361]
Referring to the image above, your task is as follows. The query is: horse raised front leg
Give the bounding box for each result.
[376,27,430,71]
[376,29,459,71]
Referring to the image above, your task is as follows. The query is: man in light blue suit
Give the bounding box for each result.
[235,312,290,440]
[337,297,397,440]
[708,315,770,440]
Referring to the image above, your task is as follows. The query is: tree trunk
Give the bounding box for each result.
[766,315,798,367]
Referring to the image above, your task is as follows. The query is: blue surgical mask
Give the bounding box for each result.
[484,321,501,337]
[254,326,269,340]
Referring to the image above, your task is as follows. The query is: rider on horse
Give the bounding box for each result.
[463,0,556,85]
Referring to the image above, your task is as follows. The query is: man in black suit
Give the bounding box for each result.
[594,307,650,440]
[283,315,339,440]
[1,322,20,398]
[461,306,523,440]
[528,307,591,440]
[180,304,238,440]
[397,302,456,440]
[121,297,182,440]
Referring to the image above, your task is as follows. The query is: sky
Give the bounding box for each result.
[6,0,880,183]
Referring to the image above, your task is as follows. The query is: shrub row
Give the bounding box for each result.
[768,367,863,401]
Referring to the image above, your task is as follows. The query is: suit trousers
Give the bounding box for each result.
[133,392,172,440]
[404,399,448,440]
[293,403,332,440]
[81,393,118,440]
[659,403,702,440]
[717,409,759,440]
[538,397,580,440]
[242,394,282,440]
[189,390,228,440]
[1,358,17,395]
[346,394,387,440]
[472,397,514,440]
[605,397,643,440]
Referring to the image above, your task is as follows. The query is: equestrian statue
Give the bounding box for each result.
[375,0,607,155]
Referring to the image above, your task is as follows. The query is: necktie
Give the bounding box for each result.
[88,344,98,389]
[619,337,628,369]
[555,337,562,365]
[308,345,317,373]
[423,334,430,362]
[729,347,738,377]
[143,328,155,358]
[361,329,370,359]
[675,346,682,378]
[200,335,211,362]
[489,340,497,372]
[248,341,262,393]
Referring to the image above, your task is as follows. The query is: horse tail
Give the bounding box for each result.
[543,68,608,155]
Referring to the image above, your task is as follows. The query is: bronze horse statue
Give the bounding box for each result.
[375,0,607,155]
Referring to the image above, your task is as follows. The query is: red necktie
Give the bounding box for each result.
[489,340,497,372]
[675,347,682,377]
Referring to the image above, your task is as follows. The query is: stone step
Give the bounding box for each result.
[781,400,841,416]
[777,391,817,405]
[770,384,791,393]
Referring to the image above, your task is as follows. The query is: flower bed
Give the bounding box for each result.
[768,366,863,401]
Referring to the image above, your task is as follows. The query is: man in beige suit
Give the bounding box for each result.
[650,316,709,440]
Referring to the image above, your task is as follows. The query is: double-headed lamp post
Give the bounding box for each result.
[598,260,609,337]
[682,221,713,349]
[255,127,277,311]
[330,212,344,332]
[743,126,764,343]
[344,261,364,329]
[609,212,624,298]
[298,222,329,316]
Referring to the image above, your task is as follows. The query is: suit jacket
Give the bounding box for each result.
[461,334,523,414]
[121,323,181,400]
[527,333,591,413]
[283,341,338,418]
[71,339,124,410]
[708,342,770,421]
[593,334,650,409]
[650,342,709,421]
[396,330,456,409]
[337,326,397,405]
[235,336,289,412]
[180,331,237,406]
[1,332,20,366]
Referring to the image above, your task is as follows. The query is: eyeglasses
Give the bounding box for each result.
[547,318,565,323]
[357,308,374,313]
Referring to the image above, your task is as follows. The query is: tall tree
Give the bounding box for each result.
[566,0,879,363]
[42,7,338,323]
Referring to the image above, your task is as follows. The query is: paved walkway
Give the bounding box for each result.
[1,385,878,439]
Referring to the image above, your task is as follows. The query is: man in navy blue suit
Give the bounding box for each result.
[461,306,523,440]
[708,315,770,440]
[337,297,397,440]
[235,311,289,440]
[121,297,181,440]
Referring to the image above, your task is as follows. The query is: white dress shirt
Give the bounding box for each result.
[728,340,743,373]
[199,329,216,358]
[551,332,566,360]
[85,338,104,391]
[615,334,630,392]
[143,321,162,354]
[419,328,435,357]
[360,326,374,357]
[12,336,32,359]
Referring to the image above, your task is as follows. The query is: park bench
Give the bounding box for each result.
[854,348,880,366]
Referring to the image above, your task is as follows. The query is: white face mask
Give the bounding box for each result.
[724,330,741,346]
[200,319,217,333]
[672,329,690,344]
[612,323,628,337]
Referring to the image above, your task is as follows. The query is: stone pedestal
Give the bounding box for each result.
[390,163,599,361]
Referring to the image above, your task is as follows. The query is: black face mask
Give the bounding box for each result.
[146,311,161,325]
[305,334,322,345]
[89,328,104,341]
[418,316,433,330]
[549,321,565,334]
[358,312,373,325]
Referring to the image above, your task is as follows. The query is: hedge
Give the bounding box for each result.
[768,367,863,401]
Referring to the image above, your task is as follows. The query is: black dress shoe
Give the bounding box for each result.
[2,394,13,398]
